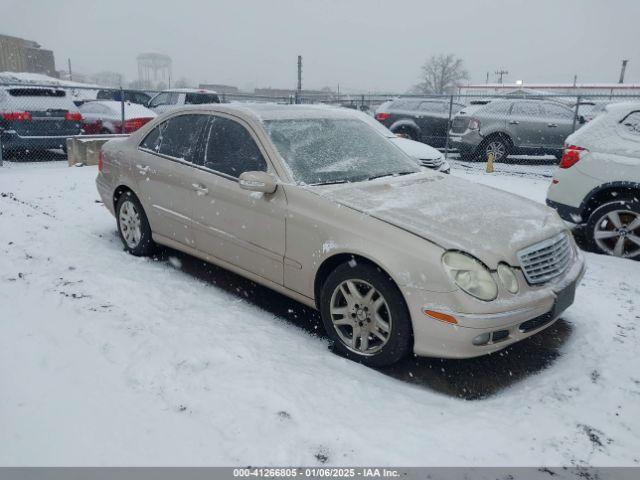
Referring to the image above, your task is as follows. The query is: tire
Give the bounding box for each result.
[586,200,640,259]
[319,262,412,367]
[481,136,510,162]
[115,191,155,256]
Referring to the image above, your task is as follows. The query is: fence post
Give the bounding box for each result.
[120,86,126,134]
[443,94,454,159]
[571,94,581,133]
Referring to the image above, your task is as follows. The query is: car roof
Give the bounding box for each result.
[171,103,371,122]
[159,88,218,94]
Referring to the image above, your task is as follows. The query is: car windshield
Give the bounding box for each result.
[264,118,419,185]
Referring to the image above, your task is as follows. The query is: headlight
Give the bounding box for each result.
[442,251,498,301]
[497,263,519,294]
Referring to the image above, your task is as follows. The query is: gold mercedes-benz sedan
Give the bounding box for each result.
[96,104,585,366]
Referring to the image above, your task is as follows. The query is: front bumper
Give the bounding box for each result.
[405,252,585,359]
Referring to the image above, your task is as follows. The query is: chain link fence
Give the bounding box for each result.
[1,80,639,164]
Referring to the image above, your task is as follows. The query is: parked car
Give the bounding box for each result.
[96,89,152,106]
[375,97,465,147]
[80,100,156,134]
[0,86,82,154]
[355,110,450,173]
[97,104,584,366]
[547,102,640,259]
[449,99,580,162]
[147,88,220,114]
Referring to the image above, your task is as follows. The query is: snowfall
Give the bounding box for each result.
[0,158,639,467]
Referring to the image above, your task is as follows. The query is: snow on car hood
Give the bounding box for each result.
[390,137,442,161]
[312,172,567,267]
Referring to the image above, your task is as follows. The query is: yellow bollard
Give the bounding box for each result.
[486,151,494,173]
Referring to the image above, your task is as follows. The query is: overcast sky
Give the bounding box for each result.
[4,0,639,91]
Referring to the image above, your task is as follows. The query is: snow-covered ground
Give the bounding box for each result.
[0,161,638,467]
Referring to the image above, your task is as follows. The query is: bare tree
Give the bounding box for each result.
[414,54,469,94]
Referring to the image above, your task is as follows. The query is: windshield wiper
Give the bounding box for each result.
[366,171,416,181]
[309,179,351,186]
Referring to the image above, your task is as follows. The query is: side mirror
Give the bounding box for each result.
[239,171,277,194]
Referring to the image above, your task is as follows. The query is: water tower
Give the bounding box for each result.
[137,53,172,88]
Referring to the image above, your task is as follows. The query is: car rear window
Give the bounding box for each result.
[8,88,66,97]
[185,93,220,105]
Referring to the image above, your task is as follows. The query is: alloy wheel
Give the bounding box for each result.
[485,140,507,161]
[593,209,640,258]
[119,200,142,249]
[329,279,392,355]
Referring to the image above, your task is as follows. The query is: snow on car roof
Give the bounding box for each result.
[200,103,370,121]
[160,88,218,94]
[82,100,156,119]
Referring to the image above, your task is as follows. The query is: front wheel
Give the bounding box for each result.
[586,201,640,259]
[116,192,155,256]
[320,262,412,366]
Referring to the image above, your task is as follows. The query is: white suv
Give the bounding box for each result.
[146,88,220,114]
[546,102,640,259]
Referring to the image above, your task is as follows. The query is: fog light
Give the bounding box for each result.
[472,332,491,346]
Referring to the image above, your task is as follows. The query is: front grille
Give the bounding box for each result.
[419,158,443,168]
[450,117,469,134]
[517,232,572,285]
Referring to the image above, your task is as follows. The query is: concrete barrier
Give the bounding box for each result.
[66,135,128,166]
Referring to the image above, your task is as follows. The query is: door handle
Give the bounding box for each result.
[192,183,209,196]
[547,123,558,128]
[136,164,150,175]
[509,120,520,125]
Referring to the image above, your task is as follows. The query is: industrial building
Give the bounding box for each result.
[0,33,57,77]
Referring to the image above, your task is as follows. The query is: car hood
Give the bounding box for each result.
[390,137,442,161]
[311,172,567,267]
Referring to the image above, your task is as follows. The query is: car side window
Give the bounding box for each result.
[149,92,169,108]
[140,126,161,151]
[543,103,573,119]
[203,116,267,177]
[620,111,640,136]
[511,102,542,116]
[139,114,209,164]
[482,102,511,115]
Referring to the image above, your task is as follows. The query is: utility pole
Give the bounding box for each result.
[295,55,302,105]
[573,74,578,87]
[495,69,508,84]
[68,58,73,81]
[619,59,629,84]
[485,72,489,84]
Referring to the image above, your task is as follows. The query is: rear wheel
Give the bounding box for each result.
[320,262,412,366]
[586,201,640,259]
[116,191,155,256]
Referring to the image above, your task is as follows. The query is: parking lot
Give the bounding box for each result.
[1,159,638,466]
